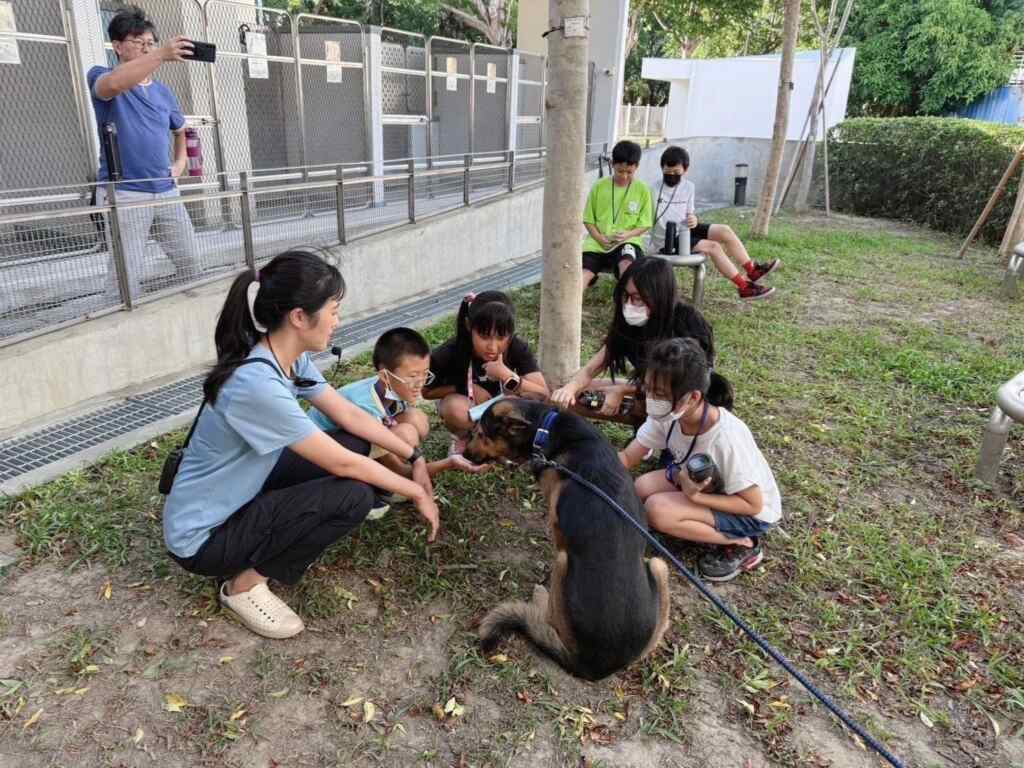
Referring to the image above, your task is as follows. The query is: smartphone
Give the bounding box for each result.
[187,40,217,63]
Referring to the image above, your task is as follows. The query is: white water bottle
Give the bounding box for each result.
[679,194,692,259]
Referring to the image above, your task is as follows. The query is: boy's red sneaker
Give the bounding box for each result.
[746,259,780,283]
[738,281,776,301]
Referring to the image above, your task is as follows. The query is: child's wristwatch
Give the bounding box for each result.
[406,446,424,464]
[502,373,522,393]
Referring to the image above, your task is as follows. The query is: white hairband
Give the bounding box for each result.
[246,280,268,334]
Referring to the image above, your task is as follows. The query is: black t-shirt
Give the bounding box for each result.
[614,301,715,380]
[430,335,541,398]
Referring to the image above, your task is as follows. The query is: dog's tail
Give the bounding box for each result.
[479,600,573,670]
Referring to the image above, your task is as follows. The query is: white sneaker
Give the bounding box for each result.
[219,581,304,639]
[366,495,391,521]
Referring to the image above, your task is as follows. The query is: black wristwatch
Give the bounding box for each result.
[406,446,424,464]
[503,373,522,393]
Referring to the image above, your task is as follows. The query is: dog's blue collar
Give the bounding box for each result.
[532,409,560,454]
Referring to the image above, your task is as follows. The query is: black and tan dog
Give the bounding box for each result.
[464,398,671,681]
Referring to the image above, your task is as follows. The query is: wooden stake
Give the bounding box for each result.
[957,143,1024,259]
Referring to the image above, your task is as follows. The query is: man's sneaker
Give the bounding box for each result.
[366,494,390,521]
[738,281,776,301]
[747,259,780,283]
[698,538,764,582]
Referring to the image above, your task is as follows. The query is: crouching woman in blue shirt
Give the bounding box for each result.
[163,250,440,640]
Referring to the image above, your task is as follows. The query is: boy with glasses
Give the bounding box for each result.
[88,5,201,301]
[309,327,486,517]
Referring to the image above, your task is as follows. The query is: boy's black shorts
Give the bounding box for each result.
[582,242,643,281]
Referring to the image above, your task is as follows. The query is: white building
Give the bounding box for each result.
[641,48,856,205]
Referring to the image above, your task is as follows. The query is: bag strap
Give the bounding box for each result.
[179,357,281,451]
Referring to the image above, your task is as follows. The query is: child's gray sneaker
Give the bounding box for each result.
[698,537,764,582]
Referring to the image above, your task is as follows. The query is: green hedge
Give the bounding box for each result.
[827,117,1024,244]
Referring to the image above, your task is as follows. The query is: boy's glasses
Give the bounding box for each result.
[386,369,435,387]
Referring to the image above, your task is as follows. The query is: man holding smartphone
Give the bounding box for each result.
[88,5,201,302]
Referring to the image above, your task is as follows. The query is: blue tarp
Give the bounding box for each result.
[953,85,1024,125]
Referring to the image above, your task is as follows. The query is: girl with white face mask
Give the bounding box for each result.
[551,258,726,425]
[619,338,782,583]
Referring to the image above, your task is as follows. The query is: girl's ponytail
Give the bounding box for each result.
[706,371,734,410]
[204,268,261,403]
[202,250,345,404]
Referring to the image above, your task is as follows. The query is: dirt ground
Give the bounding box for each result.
[2,211,1023,767]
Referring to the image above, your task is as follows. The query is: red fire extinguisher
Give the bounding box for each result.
[185,127,203,177]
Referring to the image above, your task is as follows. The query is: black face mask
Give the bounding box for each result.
[663,173,682,187]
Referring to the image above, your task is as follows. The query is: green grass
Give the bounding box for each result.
[1,209,1023,764]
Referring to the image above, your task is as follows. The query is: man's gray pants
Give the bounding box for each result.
[94,186,201,301]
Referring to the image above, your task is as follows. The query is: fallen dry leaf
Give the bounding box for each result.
[132,727,144,745]
[163,693,188,713]
[22,709,43,730]
[489,654,509,665]
[432,703,446,721]
[100,581,112,601]
[269,688,289,699]
[218,656,234,665]
[229,707,246,721]
[340,695,363,708]
[362,700,376,723]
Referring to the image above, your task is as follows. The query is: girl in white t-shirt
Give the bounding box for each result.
[619,338,781,581]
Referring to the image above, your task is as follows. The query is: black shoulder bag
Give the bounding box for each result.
[159,358,285,495]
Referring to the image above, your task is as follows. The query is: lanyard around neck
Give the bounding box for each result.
[610,180,633,226]
[666,401,710,466]
[653,181,680,227]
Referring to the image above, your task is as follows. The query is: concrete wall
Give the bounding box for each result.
[638,137,804,208]
[0,183,548,435]
[516,0,629,146]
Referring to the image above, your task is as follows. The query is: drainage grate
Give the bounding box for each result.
[0,258,543,486]
[0,401,170,483]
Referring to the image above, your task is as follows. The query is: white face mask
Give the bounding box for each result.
[622,302,650,327]
[647,395,695,423]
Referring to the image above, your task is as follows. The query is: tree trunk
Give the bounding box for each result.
[539,0,589,386]
[751,0,802,237]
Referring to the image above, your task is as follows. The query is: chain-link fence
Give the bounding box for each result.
[1,1,632,348]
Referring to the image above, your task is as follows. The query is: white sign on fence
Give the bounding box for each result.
[246,31,268,79]
[486,62,496,94]
[0,2,20,66]
[446,56,458,92]
[325,40,343,84]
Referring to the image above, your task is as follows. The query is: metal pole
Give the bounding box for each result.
[600,142,608,178]
[238,171,256,269]
[105,182,132,311]
[463,153,471,206]
[200,1,233,228]
[426,38,434,162]
[335,165,347,244]
[60,0,97,179]
[508,149,516,191]
[408,157,416,223]
[291,15,312,217]
[507,50,520,156]
[975,407,1012,484]
[469,45,476,156]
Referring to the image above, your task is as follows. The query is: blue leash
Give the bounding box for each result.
[530,449,906,768]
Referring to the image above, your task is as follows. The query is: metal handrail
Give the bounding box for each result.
[996,371,1024,422]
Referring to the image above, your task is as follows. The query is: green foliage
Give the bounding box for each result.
[841,0,1023,116]
[827,117,1024,242]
